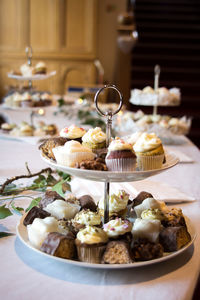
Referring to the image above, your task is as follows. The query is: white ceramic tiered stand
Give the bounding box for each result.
[41,84,179,224]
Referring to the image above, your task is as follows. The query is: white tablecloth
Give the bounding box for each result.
[0,131,200,300]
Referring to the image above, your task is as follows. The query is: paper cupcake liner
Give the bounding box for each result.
[105,158,136,172]
[76,244,106,263]
[53,150,95,167]
[136,154,164,171]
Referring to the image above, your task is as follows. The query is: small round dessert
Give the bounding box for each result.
[133,132,165,171]
[20,92,33,107]
[75,225,108,263]
[1,123,16,134]
[52,140,95,167]
[60,125,86,143]
[105,137,136,171]
[13,92,23,107]
[98,190,129,218]
[72,209,101,230]
[40,93,52,106]
[103,218,132,241]
[82,127,106,153]
[33,61,47,74]
[18,123,34,136]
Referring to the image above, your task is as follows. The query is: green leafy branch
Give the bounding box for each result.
[0,165,71,234]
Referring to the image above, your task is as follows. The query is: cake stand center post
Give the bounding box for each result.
[94,84,123,224]
[26,46,33,89]
[153,64,160,116]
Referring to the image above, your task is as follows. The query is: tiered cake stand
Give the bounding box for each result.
[41,84,179,224]
[7,46,56,90]
[16,84,197,269]
[129,65,181,116]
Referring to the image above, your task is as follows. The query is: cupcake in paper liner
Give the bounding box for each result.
[98,190,129,218]
[82,127,106,154]
[133,132,165,171]
[75,226,108,263]
[52,140,95,167]
[105,137,136,171]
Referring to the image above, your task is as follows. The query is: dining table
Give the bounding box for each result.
[0,105,200,300]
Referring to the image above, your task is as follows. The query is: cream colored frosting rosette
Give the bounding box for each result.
[82,127,106,150]
[52,140,95,167]
[72,210,101,228]
[141,208,165,221]
[133,132,164,170]
[60,125,86,139]
[103,218,132,238]
[98,190,129,217]
[76,226,108,245]
[108,138,133,151]
[75,226,108,263]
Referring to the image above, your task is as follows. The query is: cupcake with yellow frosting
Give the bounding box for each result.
[98,190,129,218]
[105,137,136,171]
[75,226,108,263]
[72,209,102,230]
[52,140,95,167]
[82,127,106,152]
[133,132,165,170]
[60,125,86,143]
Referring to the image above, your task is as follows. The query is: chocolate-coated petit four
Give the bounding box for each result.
[102,240,133,264]
[23,206,50,226]
[79,195,97,212]
[132,238,163,261]
[40,232,75,259]
[39,190,64,209]
[159,226,191,252]
[133,191,153,207]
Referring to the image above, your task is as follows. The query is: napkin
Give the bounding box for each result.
[112,180,196,203]
[165,147,194,163]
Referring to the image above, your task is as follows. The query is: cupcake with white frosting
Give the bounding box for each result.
[82,127,106,152]
[75,226,108,263]
[60,125,86,143]
[105,137,136,171]
[103,218,132,241]
[133,132,165,170]
[98,190,129,218]
[52,140,95,167]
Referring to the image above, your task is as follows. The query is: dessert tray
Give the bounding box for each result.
[7,71,56,81]
[41,151,179,182]
[16,214,196,269]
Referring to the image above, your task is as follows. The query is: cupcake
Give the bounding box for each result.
[33,61,47,74]
[17,122,34,136]
[105,137,136,171]
[72,209,101,230]
[103,218,132,241]
[60,125,86,143]
[98,190,129,218]
[52,140,95,167]
[82,127,106,153]
[133,132,165,170]
[75,226,108,263]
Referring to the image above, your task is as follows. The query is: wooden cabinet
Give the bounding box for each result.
[0,0,97,96]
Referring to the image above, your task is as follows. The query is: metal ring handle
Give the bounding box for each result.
[94,84,123,117]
